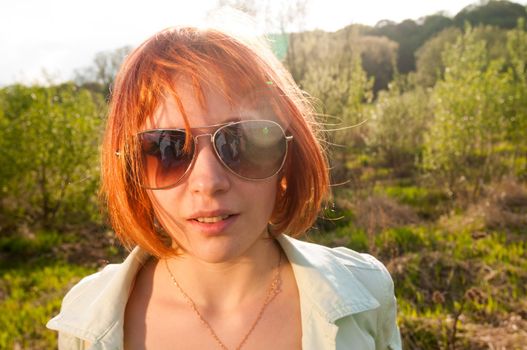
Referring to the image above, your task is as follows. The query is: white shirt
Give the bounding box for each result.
[47,234,402,349]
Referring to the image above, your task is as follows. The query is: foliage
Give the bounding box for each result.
[3,2,527,349]
[0,84,105,230]
[454,0,527,29]
[345,32,398,94]
[0,231,77,263]
[370,19,431,73]
[422,24,522,198]
[0,262,95,349]
[312,221,527,349]
[308,223,369,253]
[285,28,396,95]
[370,83,432,175]
[364,0,526,75]
[0,228,125,349]
[414,26,509,88]
[295,29,374,183]
[74,46,132,97]
[505,18,527,178]
[413,27,462,87]
[380,184,450,219]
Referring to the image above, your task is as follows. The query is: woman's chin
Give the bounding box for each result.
[187,239,245,264]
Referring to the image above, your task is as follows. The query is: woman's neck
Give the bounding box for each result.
[160,236,282,312]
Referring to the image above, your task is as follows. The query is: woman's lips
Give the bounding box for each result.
[187,214,238,235]
[194,214,230,223]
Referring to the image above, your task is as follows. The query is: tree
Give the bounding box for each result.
[422,25,512,198]
[0,84,105,229]
[370,84,432,176]
[74,46,132,97]
[454,0,527,29]
[284,29,329,83]
[505,18,527,177]
[368,17,452,75]
[283,25,398,95]
[414,27,462,88]
[414,25,509,88]
[358,35,399,94]
[299,31,373,182]
[213,0,311,83]
[366,1,526,77]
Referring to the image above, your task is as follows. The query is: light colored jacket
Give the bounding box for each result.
[47,234,402,349]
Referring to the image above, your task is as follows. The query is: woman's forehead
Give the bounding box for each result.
[145,76,282,130]
[147,86,232,129]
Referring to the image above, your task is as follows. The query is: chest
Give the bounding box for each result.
[123,260,302,350]
[124,292,301,350]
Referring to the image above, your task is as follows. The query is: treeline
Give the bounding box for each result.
[0,0,526,233]
[284,1,527,210]
[370,0,527,74]
[284,0,527,93]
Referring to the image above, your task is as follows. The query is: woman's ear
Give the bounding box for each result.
[278,175,287,194]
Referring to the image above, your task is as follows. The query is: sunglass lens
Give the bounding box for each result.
[214,121,287,179]
[140,130,193,189]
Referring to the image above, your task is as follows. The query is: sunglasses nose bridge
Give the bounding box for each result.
[192,132,222,161]
[193,133,214,148]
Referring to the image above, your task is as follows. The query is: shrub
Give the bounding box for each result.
[0,84,105,230]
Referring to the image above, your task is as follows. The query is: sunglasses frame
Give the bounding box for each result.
[137,119,293,190]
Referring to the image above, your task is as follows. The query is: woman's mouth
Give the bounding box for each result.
[189,214,238,235]
[194,214,231,223]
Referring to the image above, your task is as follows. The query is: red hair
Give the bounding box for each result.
[101,26,329,257]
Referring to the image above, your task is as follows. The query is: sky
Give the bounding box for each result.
[1,0,525,86]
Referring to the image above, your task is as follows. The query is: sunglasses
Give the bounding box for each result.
[137,119,293,189]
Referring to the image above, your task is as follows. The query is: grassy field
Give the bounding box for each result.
[0,229,122,349]
[1,182,526,349]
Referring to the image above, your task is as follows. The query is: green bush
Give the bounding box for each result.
[0,84,105,230]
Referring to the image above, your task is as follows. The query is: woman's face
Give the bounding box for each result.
[145,79,279,263]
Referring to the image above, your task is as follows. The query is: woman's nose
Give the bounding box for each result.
[187,136,231,196]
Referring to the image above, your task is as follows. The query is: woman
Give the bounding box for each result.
[47,26,401,350]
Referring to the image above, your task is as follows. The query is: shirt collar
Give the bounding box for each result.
[48,234,381,345]
[277,234,380,322]
[47,246,150,346]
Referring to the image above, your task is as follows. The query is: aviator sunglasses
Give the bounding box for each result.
[138,119,293,189]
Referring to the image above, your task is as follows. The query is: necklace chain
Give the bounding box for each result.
[164,252,282,350]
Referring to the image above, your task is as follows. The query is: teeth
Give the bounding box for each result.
[195,215,230,223]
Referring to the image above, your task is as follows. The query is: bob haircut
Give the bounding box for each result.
[101,26,329,258]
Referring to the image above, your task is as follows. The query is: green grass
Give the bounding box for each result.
[0,230,97,349]
[377,184,450,219]
[308,223,369,252]
[310,223,527,348]
[0,230,79,267]
[0,262,95,349]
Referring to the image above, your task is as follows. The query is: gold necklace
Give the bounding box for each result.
[164,251,282,350]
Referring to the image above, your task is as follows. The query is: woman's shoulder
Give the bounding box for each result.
[281,234,391,274]
[59,262,125,307]
[278,234,401,348]
[63,247,149,303]
[328,244,395,301]
[278,234,395,303]
[47,247,150,342]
